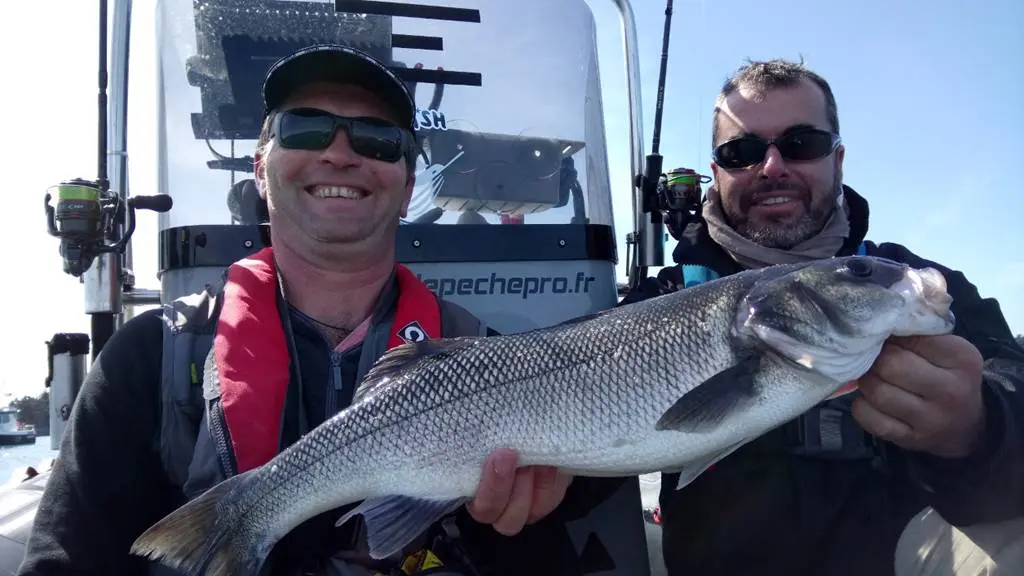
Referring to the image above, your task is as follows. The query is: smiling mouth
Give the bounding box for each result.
[756,196,797,206]
[750,192,804,208]
[306,185,368,199]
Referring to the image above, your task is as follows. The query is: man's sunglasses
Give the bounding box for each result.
[712,128,841,170]
[273,107,412,163]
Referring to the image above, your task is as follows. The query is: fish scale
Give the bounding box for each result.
[213,272,773,541]
[131,256,957,576]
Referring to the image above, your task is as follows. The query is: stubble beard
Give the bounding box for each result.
[725,172,843,249]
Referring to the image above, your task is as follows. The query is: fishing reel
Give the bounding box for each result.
[658,167,710,240]
[43,178,173,277]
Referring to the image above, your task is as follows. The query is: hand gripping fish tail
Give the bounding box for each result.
[130,255,957,576]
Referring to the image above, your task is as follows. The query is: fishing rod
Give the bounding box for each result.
[631,0,674,289]
[98,0,109,195]
[650,0,673,163]
[43,0,173,358]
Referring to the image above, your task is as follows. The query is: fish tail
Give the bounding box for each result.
[131,469,267,576]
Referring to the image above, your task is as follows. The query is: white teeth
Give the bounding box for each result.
[759,197,794,205]
[312,186,363,199]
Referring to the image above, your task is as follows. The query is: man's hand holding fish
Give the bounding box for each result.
[619,58,1024,576]
[467,449,574,535]
[853,334,987,459]
[19,44,631,576]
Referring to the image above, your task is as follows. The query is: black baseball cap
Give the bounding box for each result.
[262,44,416,132]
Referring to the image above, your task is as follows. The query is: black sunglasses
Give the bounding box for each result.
[273,107,412,163]
[712,128,841,170]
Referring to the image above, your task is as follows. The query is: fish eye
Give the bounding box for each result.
[846,258,873,278]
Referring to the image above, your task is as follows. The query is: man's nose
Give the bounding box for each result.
[760,145,788,179]
[318,128,361,167]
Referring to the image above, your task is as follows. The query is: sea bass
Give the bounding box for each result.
[131,255,956,576]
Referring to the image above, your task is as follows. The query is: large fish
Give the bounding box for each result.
[131,255,955,576]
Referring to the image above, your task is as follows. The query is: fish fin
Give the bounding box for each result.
[335,495,470,560]
[131,469,266,576]
[826,380,859,400]
[554,309,613,326]
[656,355,762,432]
[672,439,749,491]
[355,337,481,403]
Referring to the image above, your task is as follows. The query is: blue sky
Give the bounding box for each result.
[0,0,1020,401]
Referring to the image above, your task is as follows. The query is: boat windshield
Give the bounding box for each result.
[154,0,618,231]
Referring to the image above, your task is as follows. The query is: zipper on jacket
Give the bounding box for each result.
[326,352,342,418]
[207,398,237,478]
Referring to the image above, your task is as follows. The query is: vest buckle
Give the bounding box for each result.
[787,405,879,460]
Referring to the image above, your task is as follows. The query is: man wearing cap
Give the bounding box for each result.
[18,45,623,576]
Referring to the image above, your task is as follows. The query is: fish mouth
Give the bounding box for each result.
[888,266,956,336]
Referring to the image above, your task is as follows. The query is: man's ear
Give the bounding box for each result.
[833,146,845,193]
[254,151,267,199]
[400,169,415,218]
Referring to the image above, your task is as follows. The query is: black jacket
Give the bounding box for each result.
[18,283,626,576]
[621,185,1024,576]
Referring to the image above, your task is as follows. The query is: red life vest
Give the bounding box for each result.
[212,247,441,473]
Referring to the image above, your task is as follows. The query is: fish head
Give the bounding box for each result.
[735,256,956,384]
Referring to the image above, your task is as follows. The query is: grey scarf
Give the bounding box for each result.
[702,186,851,269]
